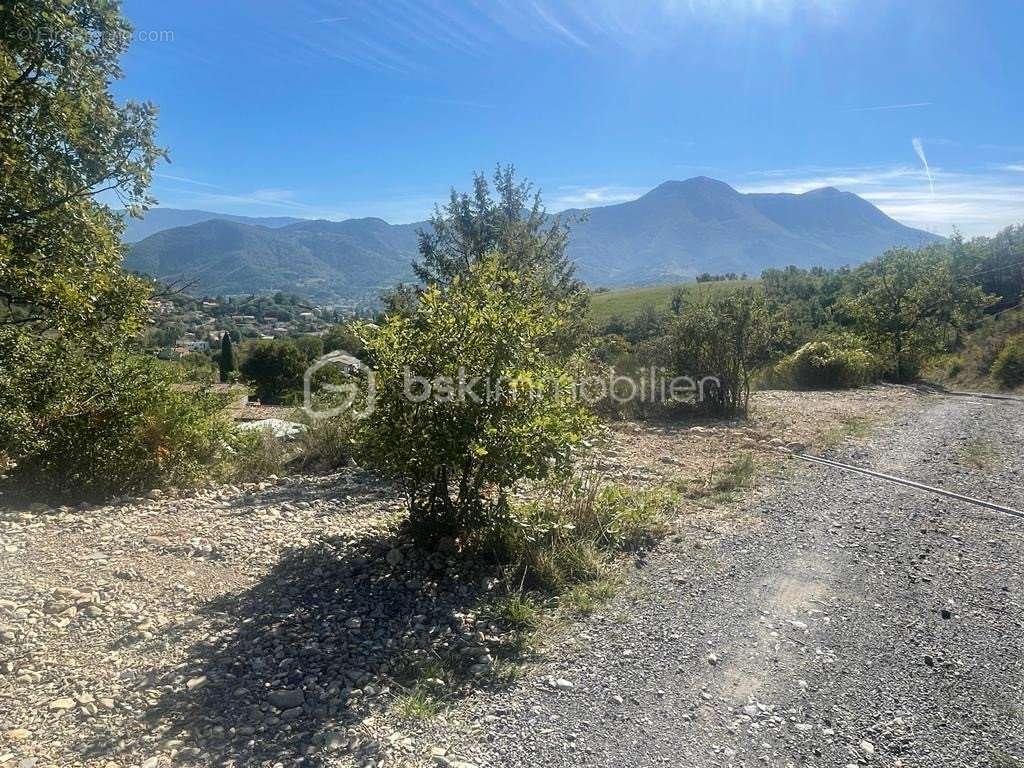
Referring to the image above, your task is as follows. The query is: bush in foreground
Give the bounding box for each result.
[0,341,233,499]
[666,289,789,415]
[990,334,1024,389]
[771,335,881,390]
[356,254,596,542]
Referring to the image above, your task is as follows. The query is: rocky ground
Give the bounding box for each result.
[5,386,1019,768]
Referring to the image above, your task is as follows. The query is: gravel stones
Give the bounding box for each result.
[267,689,305,709]
[393,395,1024,767]
[3,392,1020,767]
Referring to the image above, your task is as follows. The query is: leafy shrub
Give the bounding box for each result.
[771,335,881,389]
[0,340,233,499]
[990,334,1024,389]
[356,254,596,541]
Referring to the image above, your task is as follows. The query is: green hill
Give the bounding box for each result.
[590,279,761,325]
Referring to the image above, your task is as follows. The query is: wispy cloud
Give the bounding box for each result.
[154,172,221,188]
[291,0,849,74]
[741,164,920,190]
[912,137,934,194]
[155,186,344,218]
[548,184,649,209]
[529,2,591,48]
[153,180,453,224]
[1003,164,1024,173]
[843,102,932,112]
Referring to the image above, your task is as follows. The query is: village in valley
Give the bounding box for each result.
[144,290,354,359]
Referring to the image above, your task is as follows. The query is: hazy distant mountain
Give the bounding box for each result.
[120,208,304,243]
[124,178,941,300]
[560,177,940,285]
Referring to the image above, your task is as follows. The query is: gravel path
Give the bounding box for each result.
[419,395,1024,768]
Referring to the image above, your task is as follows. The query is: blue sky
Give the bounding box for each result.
[116,0,1024,236]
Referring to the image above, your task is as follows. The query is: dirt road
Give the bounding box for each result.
[423,395,1024,767]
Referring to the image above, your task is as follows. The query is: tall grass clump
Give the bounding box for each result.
[473,474,674,595]
[228,428,288,482]
[295,414,355,469]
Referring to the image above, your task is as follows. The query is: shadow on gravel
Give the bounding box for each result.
[78,530,525,767]
[218,470,396,515]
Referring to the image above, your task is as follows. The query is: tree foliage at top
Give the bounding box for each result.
[1,0,165,335]
[412,165,588,347]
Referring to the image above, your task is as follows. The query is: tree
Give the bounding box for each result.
[218,333,237,382]
[0,1,215,496]
[842,247,989,381]
[240,341,307,404]
[152,323,185,348]
[293,334,324,363]
[322,322,363,355]
[356,254,595,541]
[761,264,852,342]
[667,289,790,415]
[412,165,589,350]
[952,225,1024,313]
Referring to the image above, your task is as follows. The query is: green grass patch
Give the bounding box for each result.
[562,575,622,615]
[489,591,542,631]
[392,686,442,720]
[674,452,758,506]
[474,476,675,592]
[822,416,872,448]
[589,279,761,326]
[712,452,756,493]
[465,475,677,672]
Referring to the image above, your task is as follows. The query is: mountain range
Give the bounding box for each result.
[120,208,305,243]
[124,177,941,302]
